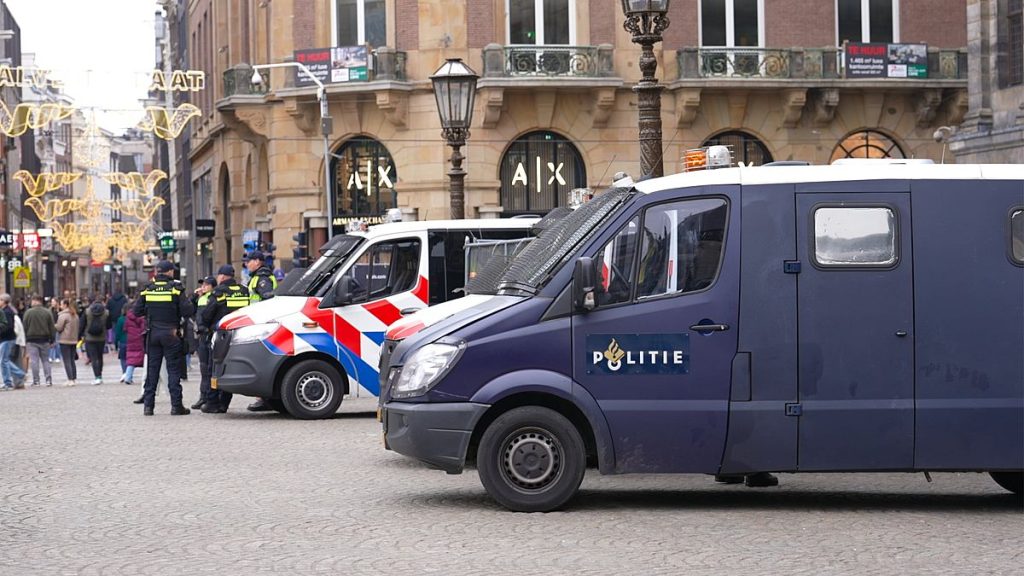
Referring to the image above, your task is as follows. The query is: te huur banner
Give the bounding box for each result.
[845,43,928,79]
[293,46,369,87]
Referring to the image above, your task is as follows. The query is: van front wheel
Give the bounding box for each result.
[990,471,1023,495]
[280,360,344,420]
[477,406,585,512]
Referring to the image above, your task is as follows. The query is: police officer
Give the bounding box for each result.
[200,265,250,414]
[134,260,195,416]
[190,276,217,411]
[244,251,277,412]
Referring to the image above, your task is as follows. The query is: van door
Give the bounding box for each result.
[572,187,740,473]
[795,192,914,470]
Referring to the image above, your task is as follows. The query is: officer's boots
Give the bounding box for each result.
[170,405,191,416]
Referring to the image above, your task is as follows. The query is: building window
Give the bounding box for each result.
[507,0,575,45]
[813,206,898,267]
[332,137,397,222]
[830,130,905,162]
[334,0,386,48]
[837,0,898,44]
[702,131,773,166]
[499,131,586,215]
[700,0,763,47]
[1008,0,1024,86]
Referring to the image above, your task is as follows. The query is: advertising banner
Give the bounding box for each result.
[845,43,928,78]
[294,46,369,87]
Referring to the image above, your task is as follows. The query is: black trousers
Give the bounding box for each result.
[143,327,184,408]
[198,335,211,401]
[85,341,105,378]
[59,343,77,380]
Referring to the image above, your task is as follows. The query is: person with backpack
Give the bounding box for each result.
[23,295,56,387]
[55,299,79,386]
[0,293,25,390]
[80,299,109,385]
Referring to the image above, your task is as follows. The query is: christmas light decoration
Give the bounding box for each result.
[72,115,109,169]
[12,170,82,197]
[0,65,62,89]
[101,170,166,196]
[0,101,74,137]
[138,103,201,140]
[149,69,206,92]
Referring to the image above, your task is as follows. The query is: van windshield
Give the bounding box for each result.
[497,187,634,295]
[279,235,364,296]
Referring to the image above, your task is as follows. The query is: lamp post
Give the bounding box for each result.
[251,62,334,239]
[430,58,479,220]
[621,0,671,178]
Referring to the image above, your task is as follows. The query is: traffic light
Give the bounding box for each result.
[292,232,308,268]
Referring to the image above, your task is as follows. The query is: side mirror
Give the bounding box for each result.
[573,257,598,312]
[333,275,354,306]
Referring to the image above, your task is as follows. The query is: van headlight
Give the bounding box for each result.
[231,322,279,345]
[391,342,465,399]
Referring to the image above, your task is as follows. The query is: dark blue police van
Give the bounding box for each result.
[378,158,1024,512]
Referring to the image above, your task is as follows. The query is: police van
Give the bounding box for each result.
[378,155,1024,512]
[211,218,538,419]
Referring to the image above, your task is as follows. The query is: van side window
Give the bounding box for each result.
[350,238,421,302]
[1011,209,1024,264]
[637,198,728,298]
[595,217,640,306]
[813,207,897,267]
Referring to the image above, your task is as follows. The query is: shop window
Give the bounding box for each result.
[702,131,773,166]
[830,130,905,163]
[837,0,898,44]
[508,0,574,45]
[332,137,397,222]
[813,206,897,267]
[335,0,386,48]
[637,199,728,298]
[499,131,586,216]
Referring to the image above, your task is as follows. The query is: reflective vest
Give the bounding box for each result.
[248,273,278,304]
[141,280,181,303]
[197,293,211,307]
[218,285,251,309]
[140,279,184,326]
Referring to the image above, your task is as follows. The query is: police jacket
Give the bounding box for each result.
[194,291,212,333]
[133,274,195,330]
[247,266,277,303]
[201,279,250,332]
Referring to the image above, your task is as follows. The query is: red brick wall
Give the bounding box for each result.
[663,0,699,49]
[590,0,617,46]
[766,0,835,47]
[292,0,316,50]
[900,0,966,47]
[396,0,420,50]
[468,0,496,48]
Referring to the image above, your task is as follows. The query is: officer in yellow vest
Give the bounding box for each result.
[199,264,251,413]
[190,276,217,411]
[133,260,195,416]
[244,251,278,412]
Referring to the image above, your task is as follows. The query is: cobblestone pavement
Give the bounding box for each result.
[1,353,1021,576]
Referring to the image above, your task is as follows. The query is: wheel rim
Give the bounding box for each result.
[499,427,563,492]
[294,371,333,411]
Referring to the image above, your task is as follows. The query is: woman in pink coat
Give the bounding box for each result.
[124,305,147,403]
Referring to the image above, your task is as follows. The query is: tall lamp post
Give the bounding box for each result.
[251,62,334,239]
[621,0,671,178]
[430,58,479,220]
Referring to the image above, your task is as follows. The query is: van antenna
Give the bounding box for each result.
[596,155,617,188]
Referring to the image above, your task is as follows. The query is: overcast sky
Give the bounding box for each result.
[6,0,160,132]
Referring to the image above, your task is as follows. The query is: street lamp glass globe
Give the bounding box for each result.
[251,68,263,86]
[430,58,479,131]
[621,0,670,15]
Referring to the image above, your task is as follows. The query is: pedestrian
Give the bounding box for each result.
[114,302,130,383]
[106,289,127,348]
[13,308,26,375]
[55,299,79,386]
[0,293,25,390]
[190,276,217,410]
[124,303,148,403]
[48,298,60,363]
[80,298,109,385]
[244,252,277,412]
[134,260,194,416]
[23,295,56,387]
[199,266,249,413]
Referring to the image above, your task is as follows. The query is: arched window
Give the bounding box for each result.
[499,131,586,215]
[831,130,905,163]
[702,130,774,166]
[332,137,397,224]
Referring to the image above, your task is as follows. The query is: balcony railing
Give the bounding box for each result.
[222,48,408,98]
[677,47,967,80]
[483,44,614,78]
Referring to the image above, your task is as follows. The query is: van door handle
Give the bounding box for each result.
[400,308,422,317]
[690,323,730,333]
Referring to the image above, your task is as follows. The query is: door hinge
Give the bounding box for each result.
[784,260,801,274]
[785,403,802,416]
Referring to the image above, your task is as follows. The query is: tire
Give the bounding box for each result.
[477,406,586,512]
[990,471,1023,495]
[279,359,344,420]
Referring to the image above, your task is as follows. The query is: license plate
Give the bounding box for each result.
[211,377,218,390]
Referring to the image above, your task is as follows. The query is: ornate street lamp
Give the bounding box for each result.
[621,0,671,178]
[431,58,479,220]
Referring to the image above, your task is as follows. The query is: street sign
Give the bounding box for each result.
[12,266,30,289]
[196,219,216,237]
[159,233,177,253]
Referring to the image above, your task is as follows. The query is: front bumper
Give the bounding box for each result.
[213,339,284,398]
[383,401,490,474]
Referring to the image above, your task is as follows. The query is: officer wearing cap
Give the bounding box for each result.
[245,251,277,304]
[200,264,250,413]
[133,260,194,416]
[190,276,218,411]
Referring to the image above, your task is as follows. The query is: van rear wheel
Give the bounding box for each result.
[279,359,344,420]
[990,472,1023,495]
[477,406,585,512]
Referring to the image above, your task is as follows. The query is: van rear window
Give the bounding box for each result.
[813,207,897,267]
[1011,209,1024,264]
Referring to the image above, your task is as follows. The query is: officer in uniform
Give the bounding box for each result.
[190,276,217,411]
[200,264,250,413]
[134,260,195,416]
[244,251,278,412]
